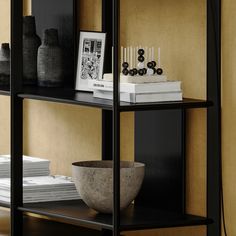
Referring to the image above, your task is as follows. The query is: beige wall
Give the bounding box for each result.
[222,0,236,235]
[0,0,234,235]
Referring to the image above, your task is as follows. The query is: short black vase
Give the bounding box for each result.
[37,29,63,87]
[23,16,41,85]
[0,43,10,86]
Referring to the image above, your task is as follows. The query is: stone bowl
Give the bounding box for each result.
[72,160,145,214]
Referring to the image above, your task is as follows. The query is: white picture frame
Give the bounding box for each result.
[75,31,106,91]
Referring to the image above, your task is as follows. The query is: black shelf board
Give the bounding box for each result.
[18,200,213,232]
[0,201,10,208]
[0,213,100,236]
[120,98,213,111]
[0,85,10,96]
[22,215,101,236]
[17,86,212,111]
[18,86,113,110]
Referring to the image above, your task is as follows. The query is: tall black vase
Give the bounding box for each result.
[0,43,10,86]
[23,16,41,85]
[37,29,63,87]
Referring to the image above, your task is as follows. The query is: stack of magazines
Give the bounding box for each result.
[0,155,50,178]
[89,75,183,103]
[0,155,81,204]
[0,175,80,204]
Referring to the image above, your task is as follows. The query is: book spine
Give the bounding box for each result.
[90,81,181,93]
[89,81,114,91]
[93,90,183,103]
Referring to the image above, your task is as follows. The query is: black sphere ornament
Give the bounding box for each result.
[151,61,157,68]
[129,69,135,76]
[156,68,163,75]
[138,56,145,62]
[133,68,138,75]
[138,69,144,76]
[122,62,129,69]
[143,68,147,74]
[122,68,129,76]
[138,49,145,56]
[147,62,154,69]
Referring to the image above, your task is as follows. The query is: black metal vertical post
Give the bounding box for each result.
[181,109,186,215]
[10,0,23,236]
[112,0,120,235]
[102,0,113,163]
[207,0,221,235]
[102,0,113,74]
[74,0,78,82]
[102,110,113,161]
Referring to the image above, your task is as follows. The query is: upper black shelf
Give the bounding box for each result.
[18,200,213,232]
[0,86,10,96]
[16,86,212,112]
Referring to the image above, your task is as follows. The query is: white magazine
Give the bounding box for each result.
[0,175,74,189]
[0,175,81,204]
[0,155,50,178]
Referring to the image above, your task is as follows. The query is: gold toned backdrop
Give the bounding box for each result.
[0,0,235,235]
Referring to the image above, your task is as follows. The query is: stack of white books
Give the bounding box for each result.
[89,77,183,103]
[0,175,81,204]
[0,155,50,178]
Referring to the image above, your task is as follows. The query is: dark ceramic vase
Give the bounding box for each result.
[37,29,63,87]
[0,43,10,86]
[23,15,41,85]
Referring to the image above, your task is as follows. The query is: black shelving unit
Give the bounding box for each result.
[3,0,221,235]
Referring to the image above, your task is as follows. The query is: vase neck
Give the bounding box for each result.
[23,16,37,35]
[42,29,59,46]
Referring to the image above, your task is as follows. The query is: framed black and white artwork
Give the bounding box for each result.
[75,31,106,91]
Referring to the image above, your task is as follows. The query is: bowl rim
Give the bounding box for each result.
[72,160,145,169]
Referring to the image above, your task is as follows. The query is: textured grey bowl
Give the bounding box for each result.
[72,161,145,214]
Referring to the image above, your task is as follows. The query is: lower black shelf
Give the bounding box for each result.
[23,216,101,236]
[18,200,213,232]
[0,210,101,236]
[0,201,10,208]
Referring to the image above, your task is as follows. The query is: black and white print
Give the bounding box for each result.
[81,39,102,80]
[76,32,106,91]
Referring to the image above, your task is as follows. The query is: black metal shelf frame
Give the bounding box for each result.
[9,0,221,236]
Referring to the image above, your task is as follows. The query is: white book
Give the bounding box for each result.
[103,73,167,84]
[94,90,183,103]
[88,80,181,93]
